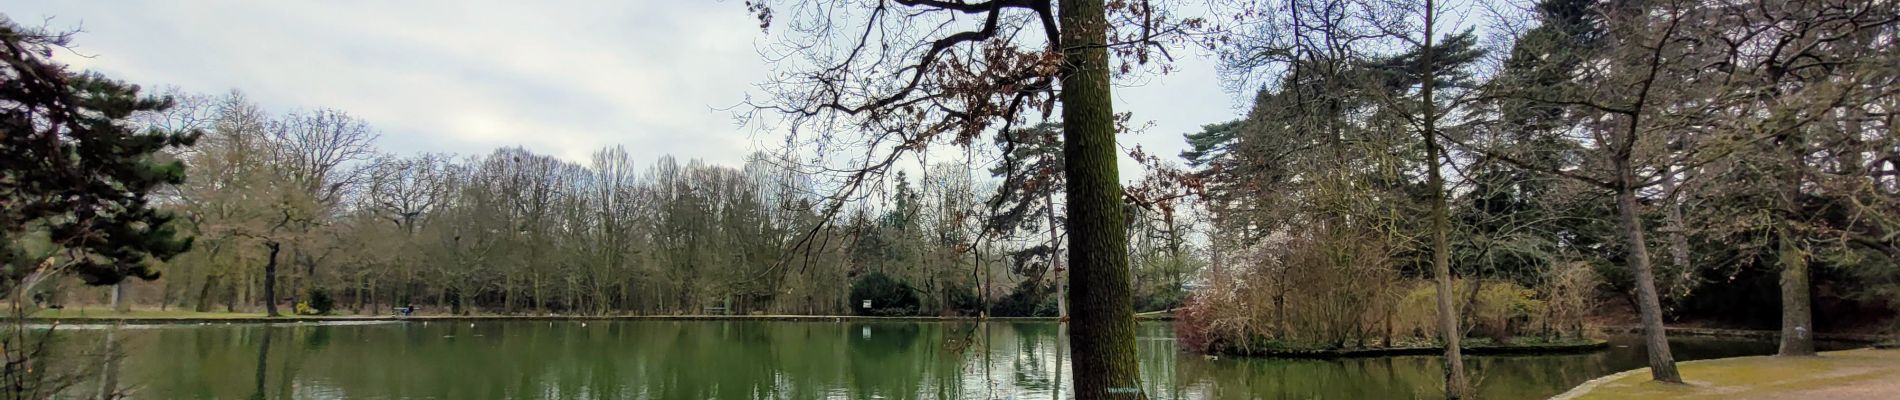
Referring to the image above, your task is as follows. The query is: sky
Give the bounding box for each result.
[7,1,1244,180]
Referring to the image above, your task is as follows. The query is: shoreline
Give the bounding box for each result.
[19,314,1182,325]
[1208,339,1611,359]
[1596,325,1890,344]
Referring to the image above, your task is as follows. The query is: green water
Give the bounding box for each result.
[59,321,1813,399]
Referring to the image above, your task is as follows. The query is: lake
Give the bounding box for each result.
[53,320,1825,399]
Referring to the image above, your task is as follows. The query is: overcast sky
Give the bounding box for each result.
[9,1,1244,180]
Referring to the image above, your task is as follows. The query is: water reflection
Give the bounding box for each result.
[250,327,269,400]
[94,324,124,400]
[55,321,1846,399]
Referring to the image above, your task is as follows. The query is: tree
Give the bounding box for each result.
[135,87,218,311]
[1681,0,1900,356]
[0,17,197,398]
[987,123,1066,317]
[1403,2,1471,395]
[0,18,197,296]
[743,0,1204,396]
[1210,0,1485,394]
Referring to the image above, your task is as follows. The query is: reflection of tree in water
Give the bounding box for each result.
[848,322,923,357]
[249,327,271,400]
[274,326,311,399]
[1006,323,1058,392]
[303,326,332,351]
[937,322,977,355]
[110,323,1804,399]
[843,322,933,400]
[94,325,124,400]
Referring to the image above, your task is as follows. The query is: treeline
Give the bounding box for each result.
[65,91,1200,317]
[1176,0,1898,357]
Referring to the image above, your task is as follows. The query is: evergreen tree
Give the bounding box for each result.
[1,18,197,293]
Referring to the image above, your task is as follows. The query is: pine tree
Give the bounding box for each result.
[1,18,198,294]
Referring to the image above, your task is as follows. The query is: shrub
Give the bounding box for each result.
[1173,295,1217,353]
[990,281,1049,317]
[849,272,921,316]
[306,288,336,315]
[1397,280,1545,342]
[1135,290,1184,313]
[944,283,983,315]
[1539,261,1599,339]
[1033,294,1060,317]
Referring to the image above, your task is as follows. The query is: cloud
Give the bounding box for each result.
[9,1,1239,179]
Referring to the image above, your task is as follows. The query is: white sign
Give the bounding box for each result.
[862,300,872,309]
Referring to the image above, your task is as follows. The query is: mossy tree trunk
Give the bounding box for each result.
[1776,156,1815,356]
[1777,226,1814,356]
[1059,0,1145,398]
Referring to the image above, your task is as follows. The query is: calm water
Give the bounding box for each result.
[54,320,1828,399]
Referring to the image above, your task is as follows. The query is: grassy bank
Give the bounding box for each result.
[1554,348,1900,400]
[28,307,266,319]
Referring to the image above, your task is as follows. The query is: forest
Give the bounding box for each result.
[5,0,1900,398]
[47,91,1195,318]
[27,0,1897,339]
[1172,0,1898,359]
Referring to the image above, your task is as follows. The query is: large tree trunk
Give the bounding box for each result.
[1776,141,1816,356]
[1773,149,1820,348]
[1777,227,1815,356]
[1059,0,1145,397]
[1614,184,1682,382]
[263,242,281,317]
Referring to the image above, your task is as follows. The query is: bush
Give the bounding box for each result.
[849,272,921,316]
[945,284,983,315]
[1135,290,1184,313]
[1033,294,1061,317]
[990,281,1049,317]
[302,289,336,315]
[1397,280,1544,342]
[1174,295,1217,353]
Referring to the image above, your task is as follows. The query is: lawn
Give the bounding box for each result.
[1556,348,1900,400]
[26,306,266,319]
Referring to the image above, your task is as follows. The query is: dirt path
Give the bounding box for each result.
[1553,348,1900,400]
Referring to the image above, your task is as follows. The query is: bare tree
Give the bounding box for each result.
[742,0,1205,396]
[366,154,449,234]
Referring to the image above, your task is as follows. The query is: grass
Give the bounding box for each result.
[1557,348,1900,400]
[26,306,265,319]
